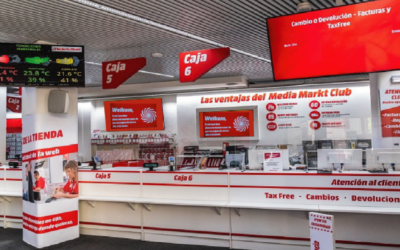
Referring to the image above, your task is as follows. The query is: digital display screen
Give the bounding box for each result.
[199,110,254,138]
[143,163,159,168]
[104,98,165,131]
[0,43,84,87]
[267,0,400,81]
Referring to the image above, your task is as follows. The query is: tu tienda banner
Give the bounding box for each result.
[380,89,400,137]
[179,47,230,82]
[22,88,79,248]
[102,57,146,89]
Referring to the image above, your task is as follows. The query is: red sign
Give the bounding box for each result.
[199,110,254,138]
[267,0,400,80]
[380,89,400,137]
[309,111,321,119]
[310,121,321,130]
[266,103,277,111]
[267,122,278,131]
[7,96,21,113]
[264,152,281,159]
[102,57,146,89]
[104,98,165,131]
[23,210,78,234]
[266,113,277,121]
[179,47,230,82]
[309,100,321,109]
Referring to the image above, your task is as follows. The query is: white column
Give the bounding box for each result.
[0,87,6,163]
[78,101,93,162]
[22,87,79,248]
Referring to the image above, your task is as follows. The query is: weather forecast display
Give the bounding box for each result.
[0,43,84,87]
[104,98,165,131]
[199,110,254,138]
[267,0,400,81]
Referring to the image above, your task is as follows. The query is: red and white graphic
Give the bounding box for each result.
[23,210,78,234]
[141,107,157,123]
[380,89,400,137]
[268,0,400,80]
[7,96,22,113]
[233,116,250,132]
[263,151,283,172]
[266,103,277,111]
[267,122,278,131]
[199,110,254,138]
[104,98,165,131]
[310,121,321,130]
[266,113,277,121]
[309,100,321,109]
[102,57,146,89]
[179,47,230,82]
[309,213,335,250]
[310,110,321,119]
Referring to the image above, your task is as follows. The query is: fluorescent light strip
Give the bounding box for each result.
[85,61,174,78]
[71,0,271,63]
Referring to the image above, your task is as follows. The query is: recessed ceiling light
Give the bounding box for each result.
[152,52,163,58]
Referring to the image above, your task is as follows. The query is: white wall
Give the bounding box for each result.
[0,88,6,163]
[177,83,372,151]
[370,71,400,148]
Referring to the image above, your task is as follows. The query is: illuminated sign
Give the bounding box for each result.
[0,43,84,87]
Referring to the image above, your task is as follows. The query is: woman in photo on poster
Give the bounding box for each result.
[52,160,79,199]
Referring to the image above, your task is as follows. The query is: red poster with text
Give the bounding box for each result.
[267,0,400,80]
[102,57,146,89]
[180,47,230,82]
[380,89,400,137]
[104,98,165,131]
[199,110,254,138]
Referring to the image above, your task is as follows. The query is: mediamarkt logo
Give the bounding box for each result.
[234,116,249,132]
[112,108,133,113]
[23,130,63,145]
[51,46,82,53]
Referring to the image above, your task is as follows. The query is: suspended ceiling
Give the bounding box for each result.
[0,0,373,87]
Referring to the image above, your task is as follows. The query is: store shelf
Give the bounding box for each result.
[319,205,400,215]
[226,202,319,212]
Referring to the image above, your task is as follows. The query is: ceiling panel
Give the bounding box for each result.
[0,0,373,87]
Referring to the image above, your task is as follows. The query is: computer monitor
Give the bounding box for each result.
[318,149,363,172]
[144,162,159,171]
[366,149,400,172]
[8,161,19,168]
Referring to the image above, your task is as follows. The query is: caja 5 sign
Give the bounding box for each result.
[102,57,146,89]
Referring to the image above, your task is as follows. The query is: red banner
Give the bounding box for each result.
[7,96,22,113]
[22,144,78,162]
[102,57,146,89]
[179,47,230,83]
[199,110,254,138]
[104,98,165,131]
[23,210,78,234]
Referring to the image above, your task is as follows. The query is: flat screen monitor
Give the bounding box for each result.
[0,43,84,87]
[197,106,259,141]
[318,149,363,171]
[366,149,400,171]
[267,0,400,81]
[104,98,165,132]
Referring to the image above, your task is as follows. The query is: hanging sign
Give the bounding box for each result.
[7,96,22,113]
[102,57,146,89]
[380,89,400,137]
[309,212,335,250]
[179,47,230,82]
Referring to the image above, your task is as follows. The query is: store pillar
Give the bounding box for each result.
[21,87,79,248]
[0,87,6,163]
